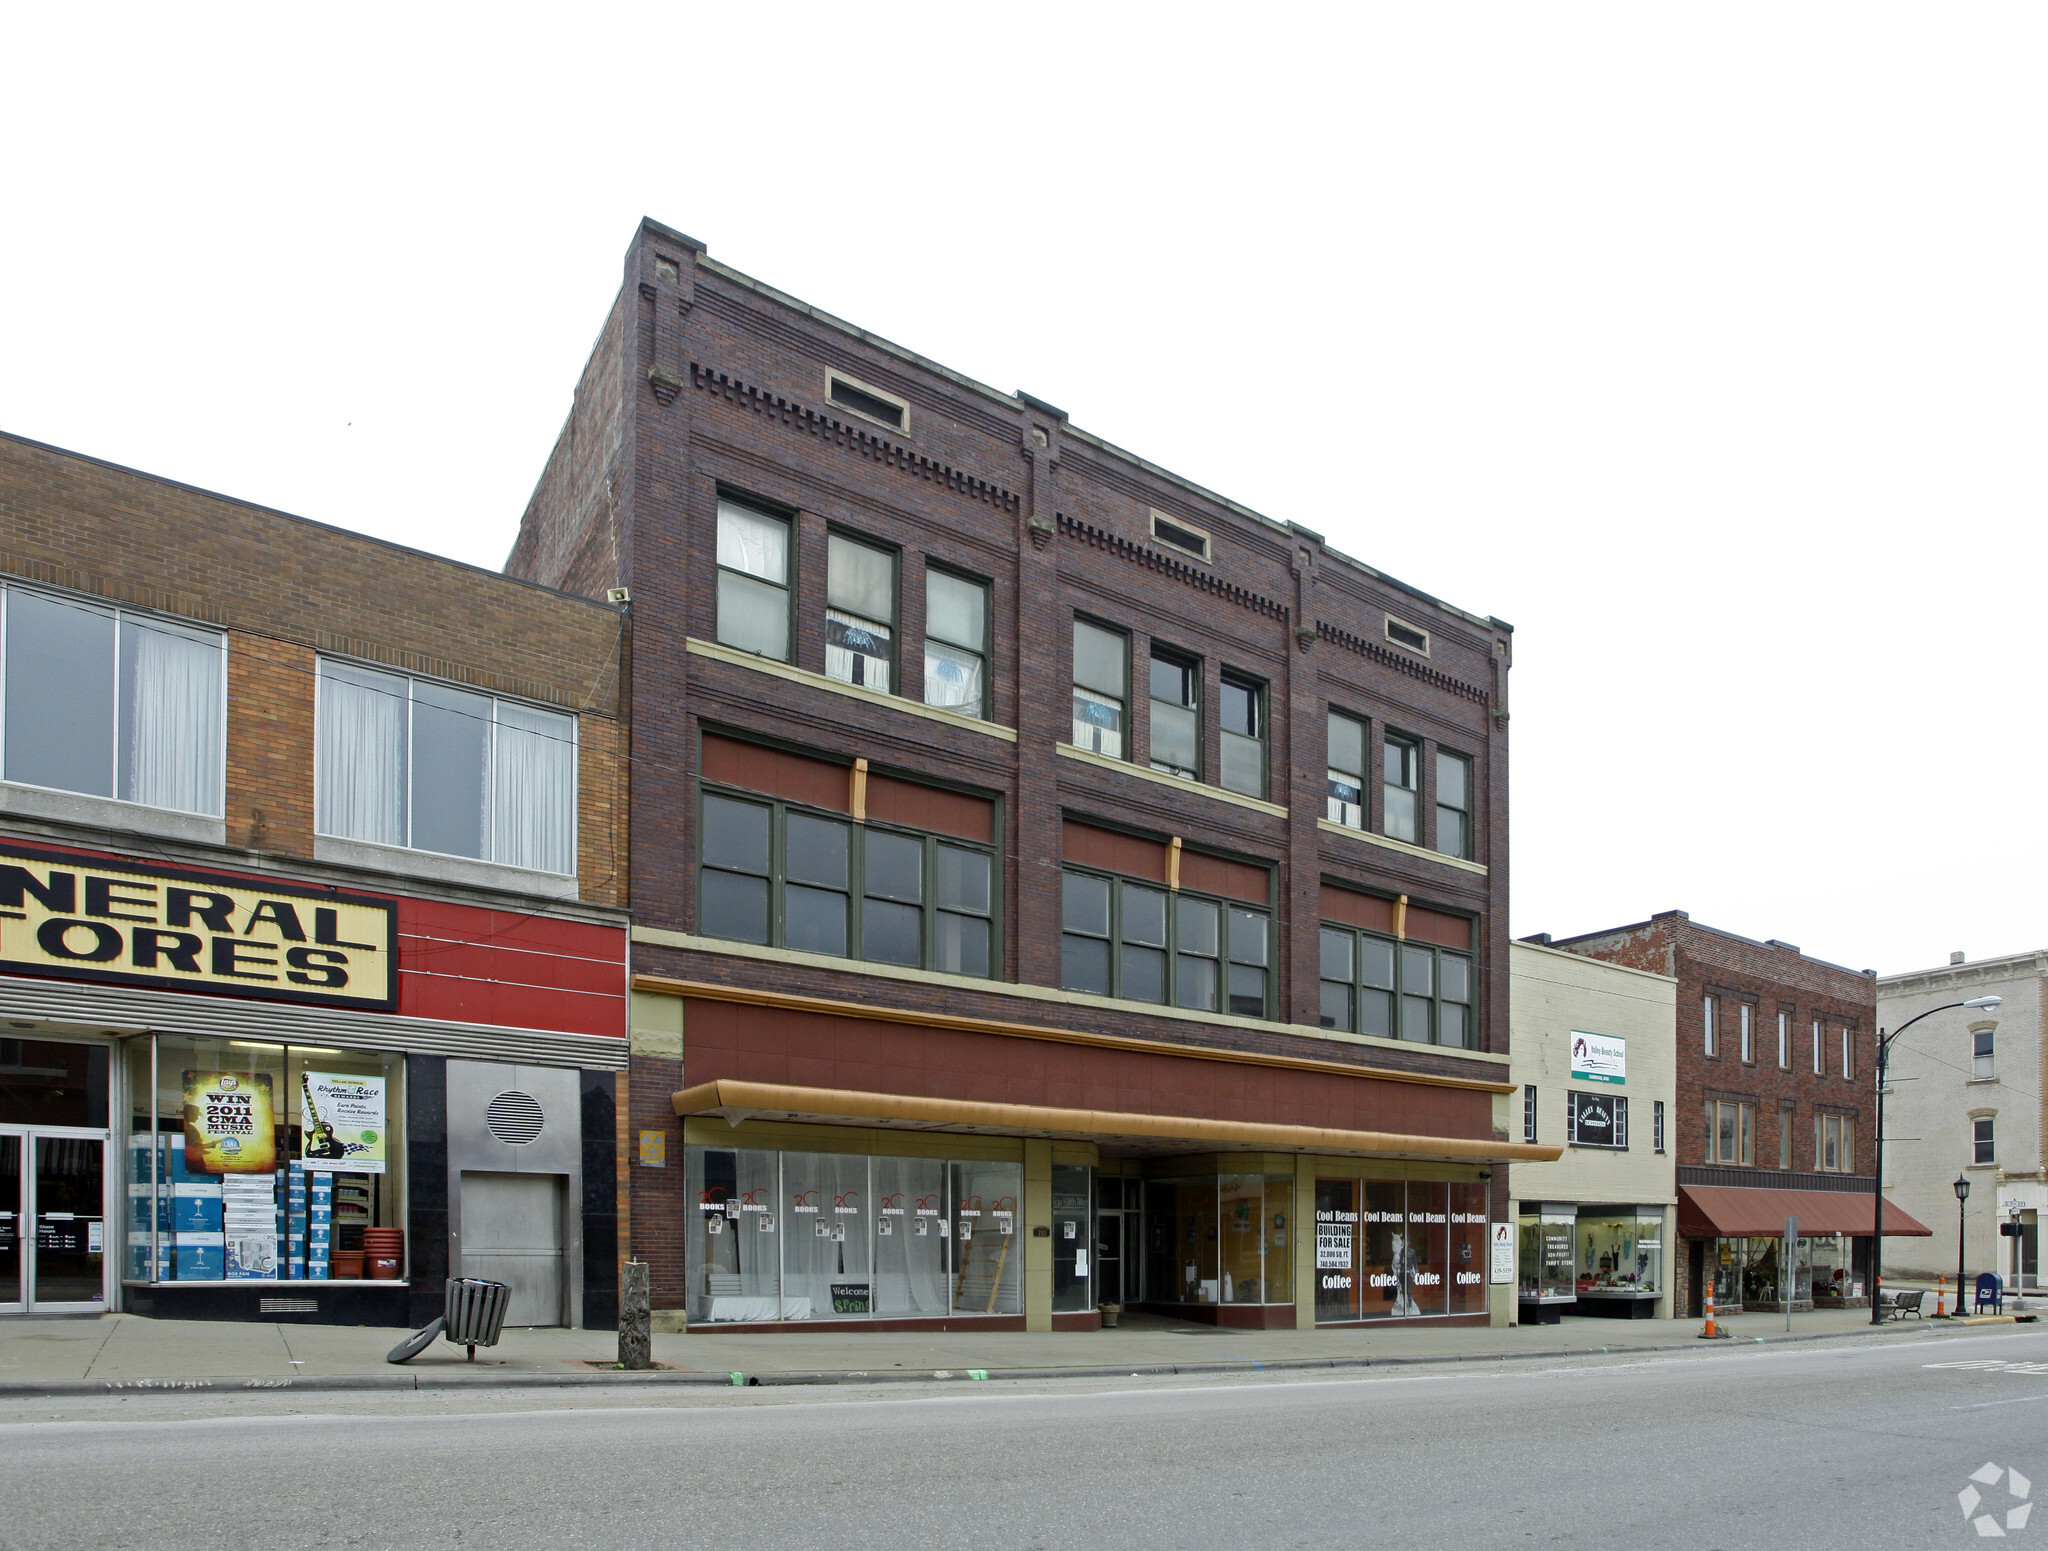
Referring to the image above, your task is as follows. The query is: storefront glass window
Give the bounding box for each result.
[1149,1177,1220,1303]
[1408,1181,1449,1316]
[950,1158,1021,1314]
[1361,1180,1404,1316]
[1051,1163,1093,1312]
[1519,1207,1575,1303]
[688,1147,786,1322]
[1315,1178,1362,1321]
[1447,1182,1488,1314]
[1575,1208,1660,1301]
[783,1150,873,1319]
[2,1038,108,1128]
[873,1155,947,1316]
[123,1034,405,1285]
[1810,1234,1860,1303]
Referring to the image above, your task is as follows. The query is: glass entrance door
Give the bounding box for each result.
[1096,1211,1122,1305]
[0,1129,107,1313]
[0,1137,19,1312]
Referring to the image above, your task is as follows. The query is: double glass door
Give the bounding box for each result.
[1096,1210,1141,1305]
[0,1129,108,1313]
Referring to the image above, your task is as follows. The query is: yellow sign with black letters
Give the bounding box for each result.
[0,844,396,1010]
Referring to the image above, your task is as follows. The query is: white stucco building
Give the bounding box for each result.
[1876,951,2043,1290]
[1508,941,1678,1321]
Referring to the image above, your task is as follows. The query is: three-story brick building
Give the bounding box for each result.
[506,218,1556,1332]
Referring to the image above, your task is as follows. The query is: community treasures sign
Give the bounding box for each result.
[0,844,395,1010]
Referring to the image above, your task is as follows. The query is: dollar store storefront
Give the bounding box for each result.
[0,842,626,1326]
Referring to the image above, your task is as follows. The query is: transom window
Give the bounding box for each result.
[1383,734,1419,843]
[1071,620,1127,758]
[1327,711,1365,828]
[317,661,577,873]
[1148,650,1200,780]
[697,788,995,977]
[1,585,224,816]
[715,499,791,661]
[1219,674,1266,799]
[1059,867,1269,1018]
[1318,923,1473,1047]
[923,569,988,719]
[825,533,895,691]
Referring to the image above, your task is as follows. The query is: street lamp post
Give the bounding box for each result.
[1870,995,2004,1325]
[1955,1174,1972,1315]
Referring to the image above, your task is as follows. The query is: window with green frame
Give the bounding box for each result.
[1318,923,1473,1046]
[1059,866,1270,1017]
[697,787,997,977]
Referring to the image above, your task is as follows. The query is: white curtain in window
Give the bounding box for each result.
[123,619,223,815]
[492,701,576,874]
[318,663,407,846]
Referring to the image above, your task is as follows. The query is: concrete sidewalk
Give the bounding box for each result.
[0,1306,2006,1397]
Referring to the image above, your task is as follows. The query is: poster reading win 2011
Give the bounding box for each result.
[181,1072,277,1174]
[300,1072,387,1174]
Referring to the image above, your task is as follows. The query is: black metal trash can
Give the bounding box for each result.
[444,1278,511,1356]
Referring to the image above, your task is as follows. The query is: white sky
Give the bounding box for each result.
[4,6,2041,976]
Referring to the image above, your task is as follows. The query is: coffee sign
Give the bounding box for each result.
[0,844,395,1010]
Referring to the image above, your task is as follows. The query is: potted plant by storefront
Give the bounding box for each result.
[1098,1300,1121,1328]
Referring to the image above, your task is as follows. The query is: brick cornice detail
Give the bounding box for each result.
[1056,512,1290,621]
[1316,620,1489,705]
[690,363,1020,514]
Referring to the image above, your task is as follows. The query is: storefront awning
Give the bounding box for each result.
[673,1079,1563,1163]
[1678,1185,1932,1238]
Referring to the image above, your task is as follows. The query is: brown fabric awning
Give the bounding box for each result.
[673,1078,1562,1163]
[1679,1184,1932,1238]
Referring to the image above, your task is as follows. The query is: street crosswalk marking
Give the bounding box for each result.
[1926,1360,2048,1375]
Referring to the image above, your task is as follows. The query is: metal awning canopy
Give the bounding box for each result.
[1679,1184,1933,1238]
[674,1079,1563,1163]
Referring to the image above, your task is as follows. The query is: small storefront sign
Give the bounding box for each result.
[1570,1030,1626,1085]
[1489,1221,1514,1284]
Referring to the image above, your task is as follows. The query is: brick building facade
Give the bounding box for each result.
[506,218,1555,1333]
[0,433,628,1326]
[1541,910,1928,1316]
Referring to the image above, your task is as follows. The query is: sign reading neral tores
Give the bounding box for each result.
[0,844,395,1011]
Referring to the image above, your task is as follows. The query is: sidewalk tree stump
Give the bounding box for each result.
[619,1260,652,1370]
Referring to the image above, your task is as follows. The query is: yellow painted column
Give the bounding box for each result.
[1024,1139,1052,1331]
[1490,1195,1517,1327]
[1294,1154,1316,1331]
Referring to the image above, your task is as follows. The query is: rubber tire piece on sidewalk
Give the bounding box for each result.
[386,1317,446,1364]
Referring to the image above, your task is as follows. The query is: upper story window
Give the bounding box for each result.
[1654,1100,1666,1154]
[2,586,224,817]
[1435,749,1471,859]
[1218,674,1265,799]
[1060,866,1269,1018]
[922,569,988,719]
[1327,711,1366,828]
[1817,1113,1854,1172]
[827,373,908,432]
[715,499,791,661]
[698,787,995,977]
[1840,1025,1854,1081]
[1148,650,1200,780]
[1975,1028,1996,1080]
[1567,1091,1627,1150]
[1974,1116,1996,1165]
[1149,511,1211,561]
[1707,1099,1754,1165]
[1739,1003,1755,1064]
[1383,734,1419,843]
[316,661,577,875]
[1703,995,1718,1057]
[1523,1085,1538,1144]
[1071,619,1127,759]
[1777,1011,1790,1069]
[825,533,895,691]
[1318,922,1473,1048]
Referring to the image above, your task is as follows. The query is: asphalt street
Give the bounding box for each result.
[3,1328,2045,1550]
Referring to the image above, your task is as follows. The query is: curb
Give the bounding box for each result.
[0,1318,2008,1400]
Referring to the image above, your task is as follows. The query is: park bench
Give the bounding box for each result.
[1877,1288,1926,1321]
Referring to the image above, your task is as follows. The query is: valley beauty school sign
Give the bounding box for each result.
[0,844,394,1010]
[1570,1030,1626,1085]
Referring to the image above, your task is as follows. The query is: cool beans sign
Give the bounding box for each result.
[0,845,395,1010]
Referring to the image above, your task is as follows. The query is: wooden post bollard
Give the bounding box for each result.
[619,1260,652,1370]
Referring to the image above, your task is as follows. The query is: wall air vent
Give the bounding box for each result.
[1384,615,1430,655]
[485,1090,546,1146]
[1149,509,1211,561]
[827,373,909,432]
